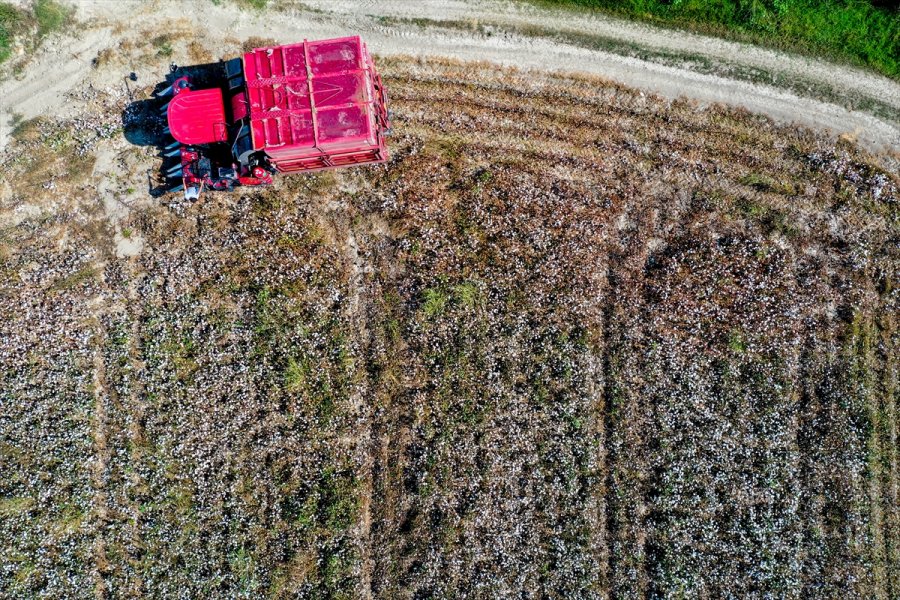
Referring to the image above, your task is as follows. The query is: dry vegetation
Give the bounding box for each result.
[0,56,897,598]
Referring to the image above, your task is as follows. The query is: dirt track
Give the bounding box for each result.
[0,0,898,156]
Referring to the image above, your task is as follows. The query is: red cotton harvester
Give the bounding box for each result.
[158,36,391,201]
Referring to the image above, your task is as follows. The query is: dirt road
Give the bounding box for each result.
[0,0,897,156]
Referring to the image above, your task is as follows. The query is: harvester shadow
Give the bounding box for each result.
[120,61,231,198]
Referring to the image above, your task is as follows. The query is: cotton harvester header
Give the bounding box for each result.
[159,36,391,200]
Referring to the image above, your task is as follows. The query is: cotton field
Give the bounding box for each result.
[0,57,897,599]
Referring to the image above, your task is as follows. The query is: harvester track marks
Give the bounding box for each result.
[89,335,113,600]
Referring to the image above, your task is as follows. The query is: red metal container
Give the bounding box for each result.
[241,36,390,173]
[161,36,390,200]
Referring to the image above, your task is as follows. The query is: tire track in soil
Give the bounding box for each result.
[873,311,898,599]
[867,307,899,598]
[589,307,610,592]
[122,272,149,599]
[88,263,148,598]
[867,326,888,600]
[90,333,112,600]
[338,191,402,598]
[600,259,629,595]
[885,318,900,598]
[328,190,376,599]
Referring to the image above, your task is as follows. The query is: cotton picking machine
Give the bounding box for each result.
[156,36,391,200]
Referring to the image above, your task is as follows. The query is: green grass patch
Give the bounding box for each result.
[48,264,99,293]
[211,0,269,8]
[451,281,481,310]
[535,0,900,79]
[0,3,24,64]
[284,354,312,393]
[318,467,359,532]
[741,173,778,192]
[229,547,261,596]
[733,196,798,237]
[0,495,34,517]
[0,0,71,65]
[151,34,175,57]
[422,287,450,317]
[422,281,483,318]
[728,329,746,353]
[257,292,355,424]
[33,0,70,37]
[52,501,85,535]
[160,333,199,381]
[425,135,465,160]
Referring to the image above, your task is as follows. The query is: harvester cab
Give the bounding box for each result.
[157,36,391,201]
